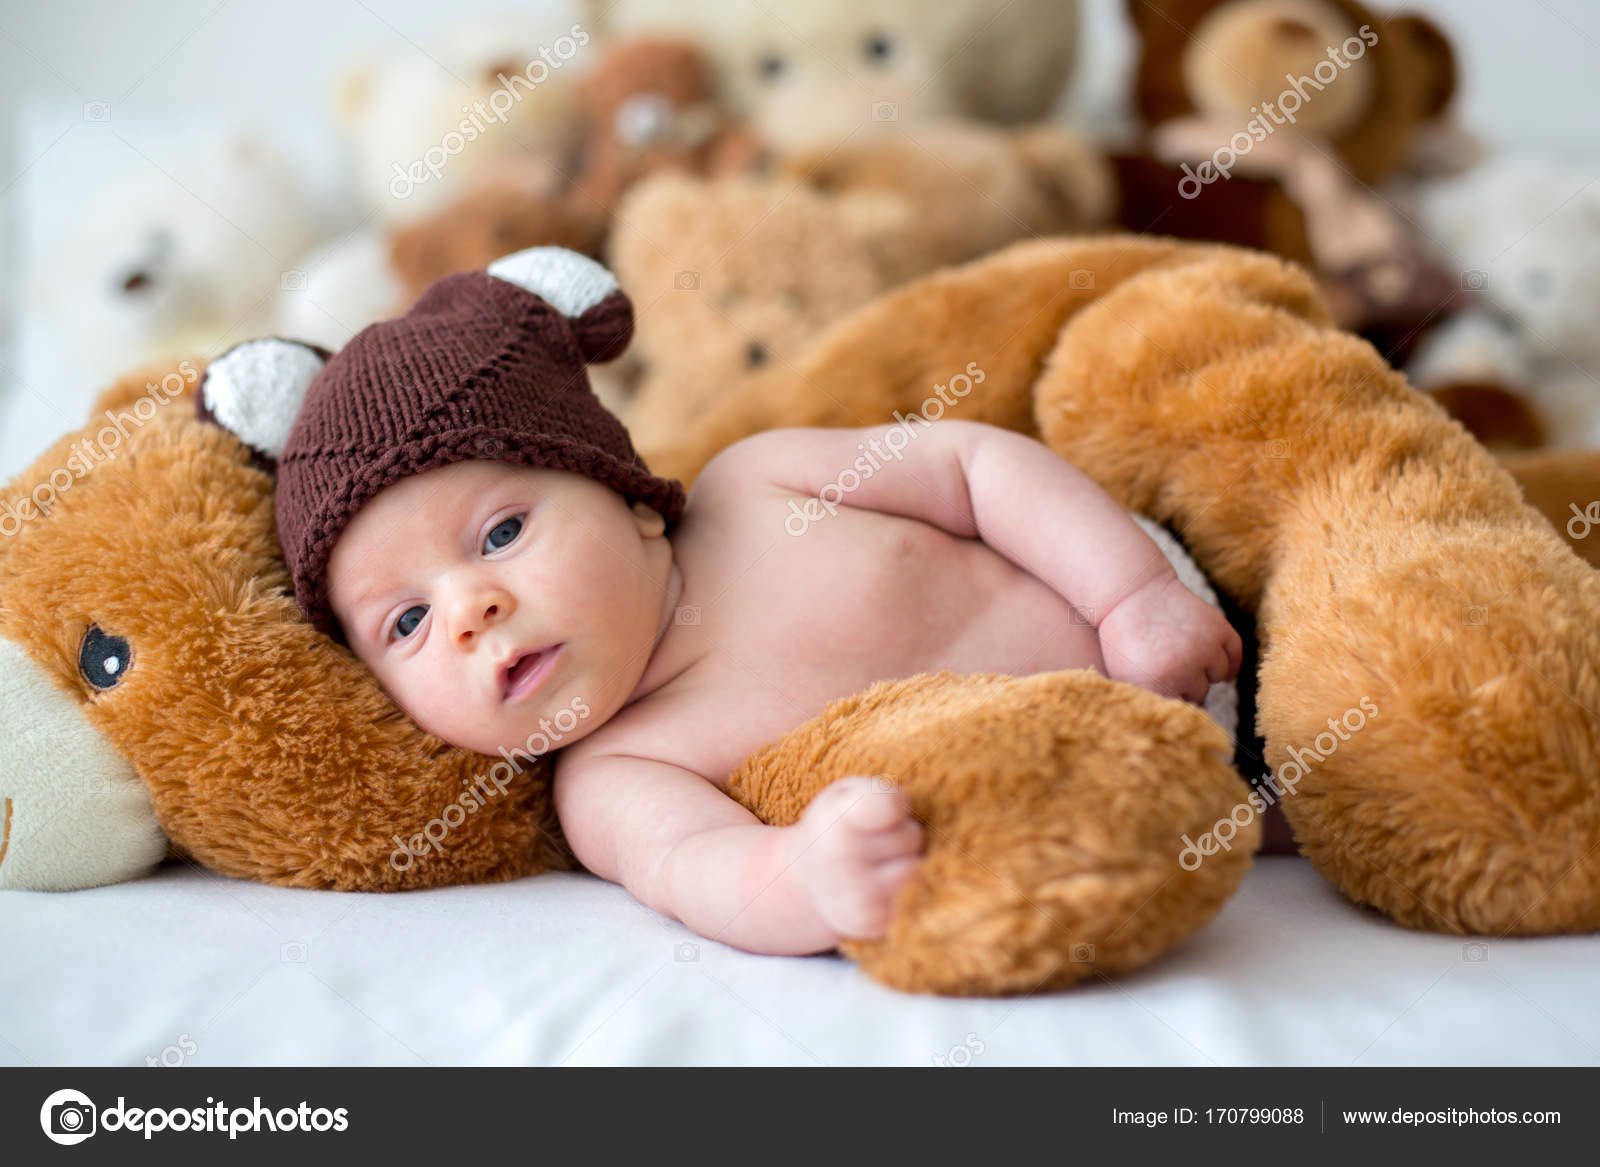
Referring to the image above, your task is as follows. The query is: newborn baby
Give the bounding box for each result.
[275,249,1240,958]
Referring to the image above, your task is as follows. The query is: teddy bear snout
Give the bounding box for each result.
[0,635,167,890]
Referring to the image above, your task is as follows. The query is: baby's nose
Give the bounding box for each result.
[453,591,513,645]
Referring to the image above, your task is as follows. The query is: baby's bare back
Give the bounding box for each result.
[584,471,1104,784]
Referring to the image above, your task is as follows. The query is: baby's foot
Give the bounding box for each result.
[789,776,925,941]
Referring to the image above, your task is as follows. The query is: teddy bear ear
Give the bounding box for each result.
[195,337,330,466]
[487,246,634,364]
[1388,15,1457,119]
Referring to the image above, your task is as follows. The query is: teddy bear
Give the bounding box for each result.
[275,38,762,356]
[570,36,765,215]
[333,14,588,225]
[605,120,1114,447]
[32,132,316,394]
[625,232,1600,950]
[1112,0,1469,358]
[1406,155,1600,451]
[7,239,1600,999]
[275,157,609,352]
[581,0,1083,150]
[0,247,1256,998]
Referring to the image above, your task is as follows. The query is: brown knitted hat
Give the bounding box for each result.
[274,248,685,643]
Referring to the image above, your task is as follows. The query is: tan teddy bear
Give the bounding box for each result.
[606,121,1113,445]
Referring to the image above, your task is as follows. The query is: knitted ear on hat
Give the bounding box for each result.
[486,246,634,365]
[196,338,330,469]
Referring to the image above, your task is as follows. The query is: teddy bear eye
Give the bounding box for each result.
[862,32,894,63]
[746,340,770,368]
[79,625,132,691]
[756,52,785,81]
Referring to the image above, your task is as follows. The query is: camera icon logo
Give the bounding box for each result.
[674,942,700,962]
[281,269,308,293]
[40,1088,97,1145]
[1069,605,1096,627]
[1069,942,1096,963]
[1068,268,1096,291]
[1462,605,1488,628]
[1462,941,1489,962]
[871,101,898,122]
[82,101,111,122]
[281,940,308,962]
[674,270,700,290]
[1267,438,1292,459]
[674,605,701,626]
[1461,270,1488,290]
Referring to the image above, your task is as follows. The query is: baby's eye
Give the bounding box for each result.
[484,515,524,553]
[393,605,428,641]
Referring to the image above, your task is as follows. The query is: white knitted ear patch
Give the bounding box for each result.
[1131,513,1239,744]
[202,339,326,460]
[487,247,619,317]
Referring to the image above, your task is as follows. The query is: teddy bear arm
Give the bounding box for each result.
[1034,245,1600,935]
[723,669,1255,995]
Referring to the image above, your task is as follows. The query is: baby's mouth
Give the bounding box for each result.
[501,644,563,703]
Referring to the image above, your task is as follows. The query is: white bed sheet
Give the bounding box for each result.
[3,856,1597,1066]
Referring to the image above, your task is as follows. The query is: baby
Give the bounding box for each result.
[276,249,1240,957]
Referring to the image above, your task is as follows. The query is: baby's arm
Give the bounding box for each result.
[725,420,1240,701]
[553,750,923,955]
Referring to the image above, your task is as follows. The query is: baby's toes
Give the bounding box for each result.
[858,815,925,863]
[837,780,912,834]
[824,859,918,940]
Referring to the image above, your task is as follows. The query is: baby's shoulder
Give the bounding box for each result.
[555,685,716,783]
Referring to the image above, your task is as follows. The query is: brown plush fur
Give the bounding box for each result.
[1127,0,1456,185]
[573,37,762,215]
[11,235,1599,1000]
[728,670,1252,995]
[388,160,609,302]
[642,234,1600,938]
[0,368,570,889]
[607,122,1112,447]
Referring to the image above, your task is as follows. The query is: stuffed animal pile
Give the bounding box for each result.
[10,3,1600,1000]
[7,238,1600,999]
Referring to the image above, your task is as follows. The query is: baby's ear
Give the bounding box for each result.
[629,499,667,537]
[487,246,633,365]
[196,337,330,469]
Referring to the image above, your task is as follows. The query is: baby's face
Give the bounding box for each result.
[326,459,671,756]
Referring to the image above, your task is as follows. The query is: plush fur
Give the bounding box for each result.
[584,0,1082,149]
[640,234,1600,938]
[0,368,569,891]
[606,120,1112,447]
[7,236,1599,999]
[1115,0,1465,352]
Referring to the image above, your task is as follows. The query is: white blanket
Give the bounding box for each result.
[4,857,1596,1066]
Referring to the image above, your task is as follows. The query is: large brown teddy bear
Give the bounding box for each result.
[4,237,1598,1000]
[639,234,1600,938]
[0,335,1248,998]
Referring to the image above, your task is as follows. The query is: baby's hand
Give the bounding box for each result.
[1097,575,1242,704]
[787,777,924,942]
